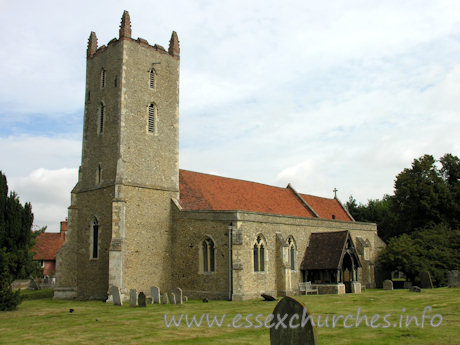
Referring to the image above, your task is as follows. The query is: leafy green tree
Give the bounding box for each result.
[393,154,452,233]
[346,195,398,242]
[378,224,460,286]
[0,171,38,311]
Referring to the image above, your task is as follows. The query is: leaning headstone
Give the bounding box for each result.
[410,286,422,293]
[270,296,318,345]
[261,293,276,301]
[175,288,183,304]
[383,280,393,290]
[170,292,176,305]
[138,292,146,307]
[110,286,122,306]
[448,270,460,288]
[162,293,169,304]
[129,289,137,307]
[420,271,433,289]
[151,286,161,304]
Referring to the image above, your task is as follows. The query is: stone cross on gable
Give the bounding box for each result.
[333,188,338,198]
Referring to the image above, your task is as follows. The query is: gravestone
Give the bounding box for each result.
[383,280,393,290]
[162,293,169,304]
[261,293,276,301]
[448,270,460,288]
[129,289,137,307]
[151,286,161,304]
[184,296,188,303]
[420,271,433,289]
[138,292,146,307]
[110,286,122,306]
[175,288,183,304]
[410,286,422,293]
[170,292,176,305]
[270,296,317,345]
[146,297,152,304]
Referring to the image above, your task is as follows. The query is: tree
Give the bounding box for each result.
[346,195,398,242]
[0,171,38,311]
[393,154,452,233]
[378,224,460,286]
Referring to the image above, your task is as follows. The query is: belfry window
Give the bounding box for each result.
[253,235,265,272]
[148,103,156,134]
[101,68,106,88]
[149,69,155,89]
[99,103,105,134]
[201,237,215,273]
[91,218,99,259]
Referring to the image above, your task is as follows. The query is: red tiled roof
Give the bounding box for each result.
[178,169,352,221]
[33,232,64,261]
[300,194,352,221]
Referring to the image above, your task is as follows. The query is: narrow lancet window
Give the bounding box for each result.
[253,235,266,272]
[101,68,106,88]
[148,104,156,133]
[99,103,105,134]
[91,219,99,259]
[149,69,155,89]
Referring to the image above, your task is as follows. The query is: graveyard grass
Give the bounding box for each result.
[0,288,458,344]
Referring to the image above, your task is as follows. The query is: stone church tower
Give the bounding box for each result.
[55,11,180,299]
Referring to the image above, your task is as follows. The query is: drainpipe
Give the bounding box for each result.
[228,222,233,301]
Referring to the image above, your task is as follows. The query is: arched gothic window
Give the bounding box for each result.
[201,237,215,273]
[253,235,266,272]
[91,218,99,259]
[288,237,296,271]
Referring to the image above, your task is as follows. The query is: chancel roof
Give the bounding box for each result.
[178,169,352,221]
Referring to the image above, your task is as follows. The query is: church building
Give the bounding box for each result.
[55,11,385,301]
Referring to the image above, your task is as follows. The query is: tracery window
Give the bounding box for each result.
[253,235,266,272]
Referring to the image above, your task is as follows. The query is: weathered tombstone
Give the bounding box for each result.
[351,282,361,294]
[448,270,460,288]
[151,286,161,304]
[175,288,183,304]
[146,297,152,304]
[410,286,422,293]
[261,293,276,301]
[138,292,146,307]
[110,286,122,306]
[129,289,137,307]
[270,296,318,345]
[162,293,169,304]
[420,271,433,289]
[383,280,393,290]
[184,296,188,303]
[170,292,176,305]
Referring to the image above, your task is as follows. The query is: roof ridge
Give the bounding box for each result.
[179,169,289,191]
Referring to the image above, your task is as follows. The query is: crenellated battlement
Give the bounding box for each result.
[86,10,179,60]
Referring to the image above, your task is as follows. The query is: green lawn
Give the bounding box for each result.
[0,288,458,344]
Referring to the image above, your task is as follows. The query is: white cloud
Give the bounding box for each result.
[9,168,78,233]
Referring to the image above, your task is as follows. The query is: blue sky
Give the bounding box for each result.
[1,0,459,231]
